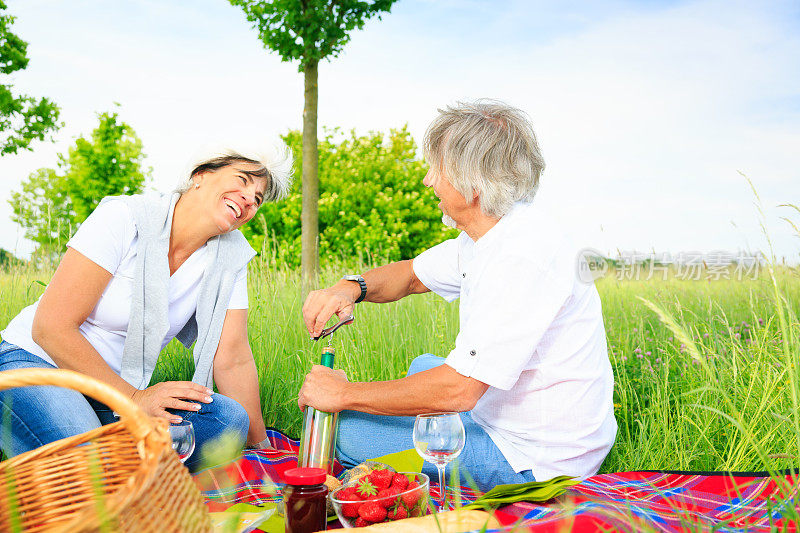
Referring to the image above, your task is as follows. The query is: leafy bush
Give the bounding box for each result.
[243,127,457,266]
[0,248,23,269]
[8,109,149,261]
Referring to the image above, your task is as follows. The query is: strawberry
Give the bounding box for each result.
[390,473,409,491]
[388,505,408,521]
[368,468,394,490]
[354,517,370,527]
[401,481,422,508]
[375,487,401,508]
[358,501,387,522]
[338,492,362,518]
[355,479,377,499]
[337,486,360,500]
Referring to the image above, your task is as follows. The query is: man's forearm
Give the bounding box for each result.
[341,367,479,416]
[214,358,267,444]
[358,260,429,303]
[304,260,429,339]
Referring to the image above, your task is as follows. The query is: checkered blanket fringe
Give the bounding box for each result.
[193,429,800,531]
[492,470,800,532]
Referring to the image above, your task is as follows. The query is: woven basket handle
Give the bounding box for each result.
[0,368,156,443]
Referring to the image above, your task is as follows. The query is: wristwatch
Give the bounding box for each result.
[342,274,367,303]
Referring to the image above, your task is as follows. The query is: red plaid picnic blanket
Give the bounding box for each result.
[194,429,323,512]
[194,429,800,531]
[491,470,800,532]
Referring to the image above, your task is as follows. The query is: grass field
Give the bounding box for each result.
[1,256,799,476]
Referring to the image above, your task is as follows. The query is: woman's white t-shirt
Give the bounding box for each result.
[1,199,248,374]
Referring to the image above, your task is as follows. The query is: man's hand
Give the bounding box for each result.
[298,365,350,413]
[131,381,214,424]
[302,281,361,338]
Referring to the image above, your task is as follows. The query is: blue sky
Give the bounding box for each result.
[1,0,798,262]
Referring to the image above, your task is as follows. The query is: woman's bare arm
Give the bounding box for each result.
[32,248,139,396]
[212,309,268,445]
[32,248,213,422]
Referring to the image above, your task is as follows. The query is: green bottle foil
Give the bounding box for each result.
[297,346,339,473]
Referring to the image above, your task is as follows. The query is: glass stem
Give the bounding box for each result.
[437,463,447,512]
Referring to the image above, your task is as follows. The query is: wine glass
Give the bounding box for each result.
[168,420,196,464]
[413,412,466,512]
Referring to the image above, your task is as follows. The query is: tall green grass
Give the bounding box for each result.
[1,256,798,475]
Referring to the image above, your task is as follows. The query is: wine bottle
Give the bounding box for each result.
[297,346,339,473]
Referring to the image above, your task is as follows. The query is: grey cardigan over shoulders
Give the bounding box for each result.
[100,192,256,390]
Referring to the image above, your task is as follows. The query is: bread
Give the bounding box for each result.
[325,475,343,515]
[340,509,500,532]
[340,460,394,485]
[325,474,342,492]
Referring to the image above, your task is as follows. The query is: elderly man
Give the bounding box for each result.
[299,100,616,490]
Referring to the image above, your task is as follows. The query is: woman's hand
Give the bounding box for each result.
[131,381,214,423]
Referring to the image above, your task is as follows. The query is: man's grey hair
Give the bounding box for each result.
[175,143,293,202]
[423,99,545,218]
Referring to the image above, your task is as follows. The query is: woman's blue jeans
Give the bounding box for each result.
[0,340,249,471]
[336,354,535,491]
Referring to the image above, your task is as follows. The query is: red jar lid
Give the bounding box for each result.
[284,467,327,486]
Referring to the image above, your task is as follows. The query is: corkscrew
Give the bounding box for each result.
[311,314,354,341]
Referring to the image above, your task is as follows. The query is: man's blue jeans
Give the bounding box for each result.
[336,354,535,491]
[0,340,249,471]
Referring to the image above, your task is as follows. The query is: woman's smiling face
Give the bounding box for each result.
[194,162,267,234]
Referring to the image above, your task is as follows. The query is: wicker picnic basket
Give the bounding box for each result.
[0,368,212,532]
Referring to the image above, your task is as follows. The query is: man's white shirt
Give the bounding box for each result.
[412,200,617,481]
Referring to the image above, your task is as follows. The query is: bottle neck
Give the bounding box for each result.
[320,350,335,368]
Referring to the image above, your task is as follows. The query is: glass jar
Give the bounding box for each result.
[283,467,329,533]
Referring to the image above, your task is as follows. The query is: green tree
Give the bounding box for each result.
[228,0,398,286]
[62,110,150,223]
[7,167,73,255]
[242,127,458,267]
[9,110,150,256]
[0,247,23,269]
[0,0,60,155]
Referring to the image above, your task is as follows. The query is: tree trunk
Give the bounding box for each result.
[301,59,320,289]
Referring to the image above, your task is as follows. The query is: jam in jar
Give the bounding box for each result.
[283,467,328,533]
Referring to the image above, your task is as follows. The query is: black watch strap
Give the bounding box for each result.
[343,275,367,303]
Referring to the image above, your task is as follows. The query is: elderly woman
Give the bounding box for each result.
[0,148,291,470]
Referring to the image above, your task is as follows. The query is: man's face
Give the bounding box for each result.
[423,168,471,228]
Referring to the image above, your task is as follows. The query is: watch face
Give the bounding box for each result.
[344,275,362,281]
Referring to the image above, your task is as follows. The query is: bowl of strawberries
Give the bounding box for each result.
[329,470,430,528]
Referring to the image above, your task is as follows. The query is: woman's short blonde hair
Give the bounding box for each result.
[176,144,293,202]
[423,99,545,218]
